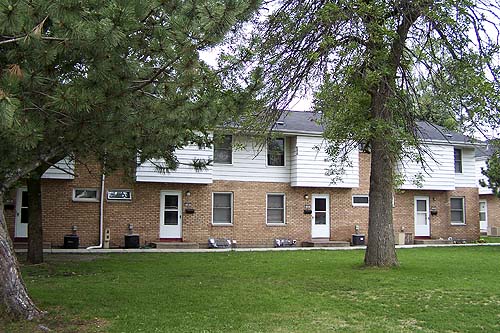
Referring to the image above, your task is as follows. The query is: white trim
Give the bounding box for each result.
[212,192,233,226]
[450,197,466,225]
[479,200,488,231]
[266,193,286,225]
[213,134,234,165]
[72,188,100,202]
[352,195,369,207]
[106,189,132,201]
[414,196,430,237]
[159,191,182,238]
[266,137,286,167]
[454,148,463,174]
[14,187,28,238]
[311,194,330,238]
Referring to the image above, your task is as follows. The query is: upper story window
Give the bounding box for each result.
[454,148,462,173]
[267,138,285,166]
[450,197,465,225]
[214,135,232,164]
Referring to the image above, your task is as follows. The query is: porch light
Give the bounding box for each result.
[186,190,191,197]
[304,194,309,200]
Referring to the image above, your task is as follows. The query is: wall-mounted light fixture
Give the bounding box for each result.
[304,194,309,200]
[184,191,194,214]
[186,190,191,197]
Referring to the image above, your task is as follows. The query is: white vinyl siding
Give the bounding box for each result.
[290,136,359,188]
[476,157,493,195]
[397,144,455,190]
[136,144,213,184]
[42,158,75,180]
[213,136,291,183]
[454,148,476,187]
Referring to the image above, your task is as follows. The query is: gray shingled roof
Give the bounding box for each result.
[476,140,498,158]
[274,110,475,145]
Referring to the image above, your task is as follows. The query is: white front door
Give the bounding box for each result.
[414,196,430,237]
[14,188,28,238]
[479,200,488,232]
[311,194,330,238]
[160,191,182,239]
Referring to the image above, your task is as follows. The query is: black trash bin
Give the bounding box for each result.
[63,234,79,249]
[124,234,140,248]
[352,234,365,246]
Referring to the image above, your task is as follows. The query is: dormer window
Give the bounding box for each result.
[267,138,285,166]
[454,148,462,173]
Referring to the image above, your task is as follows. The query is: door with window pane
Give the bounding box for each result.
[414,196,430,237]
[14,188,28,238]
[160,191,182,239]
[311,194,330,238]
[479,200,487,232]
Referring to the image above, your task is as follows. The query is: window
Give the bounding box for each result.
[267,194,285,224]
[352,195,369,207]
[212,192,233,224]
[479,200,487,224]
[267,138,285,166]
[214,135,232,164]
[107,190,132,201]
[73,188,99,202]
[454,148,462,173]
[450,197,465,224]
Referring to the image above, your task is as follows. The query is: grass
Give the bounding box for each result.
[2,246,500,332]
[479,236,500,243]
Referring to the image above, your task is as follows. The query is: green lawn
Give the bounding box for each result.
[3,247,500,332]
[479,236,500,243]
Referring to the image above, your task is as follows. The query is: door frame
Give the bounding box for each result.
[479,200,488,233]
[14,187,28,239]
[414,196,430,237]
[311,194,330,239]
[159,191,182,239]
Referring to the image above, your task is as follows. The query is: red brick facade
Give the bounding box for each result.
[5,153,481,247]
[480,194,500,234]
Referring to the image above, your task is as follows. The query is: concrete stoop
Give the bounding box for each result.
[152,242,200,249]
[413,239,454,245]
[302,238,350,247]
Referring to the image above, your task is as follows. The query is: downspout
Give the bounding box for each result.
[87,168,106,249]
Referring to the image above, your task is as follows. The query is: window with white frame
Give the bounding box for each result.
[267,194,285,224]
[454,148,462,173]
[267,138,285,166]
[214,135,232,164]
[212,192,233,224]
[107,189,132,201]
[450,197,465,224]
[352,195,369,207]
[479,200,487,224]
[73,188,99,202]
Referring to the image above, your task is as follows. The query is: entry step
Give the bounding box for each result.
[152,242,199,249]
[302,239,350,247]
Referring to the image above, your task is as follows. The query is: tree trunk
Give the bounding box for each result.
[0,192,44,320]
[364,136,399,267]
[27,169,44,264]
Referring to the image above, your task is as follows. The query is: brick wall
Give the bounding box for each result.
[4,153,481,247]
[480,194,500,234]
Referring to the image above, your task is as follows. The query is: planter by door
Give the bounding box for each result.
[311,194,330,239]
[160,191,182,239]
[14,188,28,238]
[414,196,430,237]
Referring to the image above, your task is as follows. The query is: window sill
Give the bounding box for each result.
[211,223,233,227]
[451,223,466,226]
[266,223,286,227]
[352,204,369,208]
[72,199,99,203]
